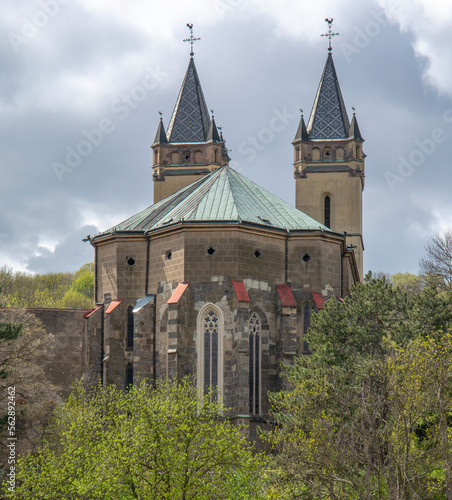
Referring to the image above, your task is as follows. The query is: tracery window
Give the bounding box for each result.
[202,308,219,396]
[249,312,261,415]
[303,303,311,353]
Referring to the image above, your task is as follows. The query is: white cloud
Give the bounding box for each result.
[377,0,452,97]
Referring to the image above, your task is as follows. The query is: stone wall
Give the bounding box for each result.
[27,308,89,398]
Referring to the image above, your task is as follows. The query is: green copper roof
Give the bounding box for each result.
[95,167,332,239]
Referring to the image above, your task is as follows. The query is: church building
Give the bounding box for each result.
[83,23,364,440]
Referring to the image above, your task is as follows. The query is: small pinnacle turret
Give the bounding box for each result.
[153,117,168,146]
[293,113,309,143]
[349,114,363,141]
[207,116,221,143]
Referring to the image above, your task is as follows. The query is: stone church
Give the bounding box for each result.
[78,34,365,439]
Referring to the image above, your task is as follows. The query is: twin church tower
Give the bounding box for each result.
[151,22,365,276]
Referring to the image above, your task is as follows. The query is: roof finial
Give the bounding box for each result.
[210,108,215,118]
[321,18,339,52]
[352,106,356,115]
[183,23,201,58]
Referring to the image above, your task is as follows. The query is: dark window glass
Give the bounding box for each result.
[127,306,134,350]
[126,364,133,389]
[203,309,219,397]
[324,196,331,228]
[303,304,311,352]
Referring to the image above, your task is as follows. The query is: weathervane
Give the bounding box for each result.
[183,23,201,58]
[321,18,339,52]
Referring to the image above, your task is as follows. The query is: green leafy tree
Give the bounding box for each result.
[265,274,452,499]
[0,263,94,309]
[11,378,266,499]
[390,272,424,297]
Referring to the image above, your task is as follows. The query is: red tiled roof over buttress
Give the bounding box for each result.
[168,282,190,304]
[232,281,250,302]
[311,292,325,310]
[106,299,124,314]
[276,284,297,307]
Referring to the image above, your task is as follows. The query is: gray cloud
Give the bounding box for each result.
[1,1,452,276]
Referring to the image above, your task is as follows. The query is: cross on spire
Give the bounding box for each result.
[183,23,201,58]
[321,18,339,52]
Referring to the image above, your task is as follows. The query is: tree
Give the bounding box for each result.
[0,307,57,462]
[383,332,452,499]
[390,272,423,298]
[264,274,452,499]
[11,378,266,499]
[0,263,94,309]
[420,229,452,289]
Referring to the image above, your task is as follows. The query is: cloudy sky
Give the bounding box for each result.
[1,0,452,276]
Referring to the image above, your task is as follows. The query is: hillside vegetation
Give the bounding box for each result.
[0,264,94,309]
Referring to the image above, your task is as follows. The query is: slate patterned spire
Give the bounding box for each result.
[166,58,211,143]
[307,53,350,140]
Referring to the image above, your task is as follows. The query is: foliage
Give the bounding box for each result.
[11,378,266,500]
[0,263,94,309]
[265,274,452,499]
[390,272,424,297]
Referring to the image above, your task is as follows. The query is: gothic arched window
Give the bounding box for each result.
[197,305,223,400]
[324,195,331,229]
[303,303,311,353]
[249,312,261,415]
[127,306,134,350]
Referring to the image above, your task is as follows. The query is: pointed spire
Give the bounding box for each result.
[293,112,309,142]
[166,58,211,143]
[207,115,221,142]
[307,53,350,140]
[349,113,363,140]
[153,116,168,145]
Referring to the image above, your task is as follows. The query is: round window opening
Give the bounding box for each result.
[127,257,136,266]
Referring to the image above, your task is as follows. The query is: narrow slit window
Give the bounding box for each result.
[324,196,331,228]
[127,306,134,350]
